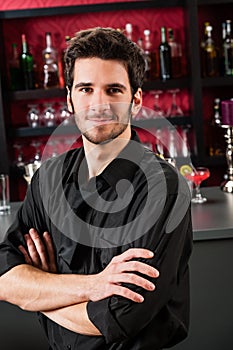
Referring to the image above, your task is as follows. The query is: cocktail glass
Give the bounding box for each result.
[184,166,210,203]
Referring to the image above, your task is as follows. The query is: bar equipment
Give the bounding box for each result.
[214,99,233,192]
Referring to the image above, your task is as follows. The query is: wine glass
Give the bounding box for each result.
[166,89,184,117]
[57,101,72,125]
[41,103,57,127]
[27,104,41,128]
[150,90,164,117]
[183,166,210,203]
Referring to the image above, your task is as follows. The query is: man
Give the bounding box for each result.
[0,27,192,349]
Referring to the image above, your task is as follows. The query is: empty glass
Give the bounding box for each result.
[27,104,41,128]
[166,89,184,117]
[150,90,164,117]
[41,103,57,127]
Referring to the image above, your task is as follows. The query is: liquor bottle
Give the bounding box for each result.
[42,32,60,89]
[223,20,233,76]
[20,34,35,90]
[125,23,133,41]
[61,35,71,87]
[167,28,182,78]
[143,29,159,80]
[9,43,22,90]
[158,26,171,81]
[201,24,219,77]
[219,22,227,76]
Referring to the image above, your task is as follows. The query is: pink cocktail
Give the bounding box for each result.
[185,167,210,203]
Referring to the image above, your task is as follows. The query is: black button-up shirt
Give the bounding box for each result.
[0,129,193,350]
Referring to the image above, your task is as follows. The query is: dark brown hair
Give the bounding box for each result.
[64,27,145,96]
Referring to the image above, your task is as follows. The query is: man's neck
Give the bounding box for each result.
[83,125,131,180]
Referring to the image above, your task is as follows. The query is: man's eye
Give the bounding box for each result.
[108,88,122,94]
[80,87,92,93]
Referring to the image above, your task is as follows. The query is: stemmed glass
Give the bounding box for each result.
[150,90,164,117]
[183,166,210,203]
[166,89,184,117]
[23,141,42,186]
[58,101,72,125]
[41,103,57,127]
[27,104,41,128]
[13,143,25,167]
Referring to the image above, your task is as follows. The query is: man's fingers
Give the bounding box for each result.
[24,233,41,267]
[29,228,49,270]
[112,248,154,263]
[110,284,144,303]
[18,245,33,265]
[43,232,57,273]
[120,261,159,278]
[111,273,155,291]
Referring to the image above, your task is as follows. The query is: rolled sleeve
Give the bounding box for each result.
[87,205,193,344]
[87,298,128,343]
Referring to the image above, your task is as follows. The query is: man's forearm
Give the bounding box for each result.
[0,264,92,311]
[43,302,101,336]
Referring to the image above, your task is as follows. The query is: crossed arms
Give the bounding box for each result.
[0,228,159,336]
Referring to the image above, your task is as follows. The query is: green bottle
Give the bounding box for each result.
[9,43,22,90]
[20,34,35,89]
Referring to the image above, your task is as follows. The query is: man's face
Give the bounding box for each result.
[67,58,141,144]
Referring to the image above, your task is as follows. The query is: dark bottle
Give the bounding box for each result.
[143,29,159,81]
[159,26,171,81]
[223,20,233,76]
[219,22,227,76]
[167,28,182,78]
[202,24,219,77]
[42,32,60,89]
[61,35,71,88]
[9,43,22,90]
[20,34,35,90]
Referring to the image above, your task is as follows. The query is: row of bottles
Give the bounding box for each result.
[9,32,70,91]
[125,24,183,81]
[201,19,233,77]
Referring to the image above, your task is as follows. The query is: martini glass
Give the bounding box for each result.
[184,167,210,203]
[166,89,184,117]
[150,90,164,117]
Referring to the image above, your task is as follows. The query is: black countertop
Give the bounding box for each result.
[0,187,233,242]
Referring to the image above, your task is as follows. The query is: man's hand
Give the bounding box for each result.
[89,248,159,303]
[20,229,159,303]
[18,228,57,273]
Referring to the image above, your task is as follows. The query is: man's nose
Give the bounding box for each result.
[90,92,110,112]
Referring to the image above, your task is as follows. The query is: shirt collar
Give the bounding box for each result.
[99,128,145,195]
[71,128,145,195]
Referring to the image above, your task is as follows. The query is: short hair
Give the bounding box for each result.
[64,27,145,96]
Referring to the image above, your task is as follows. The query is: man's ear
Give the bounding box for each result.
[66,87,74,114]
[131,88,142,117]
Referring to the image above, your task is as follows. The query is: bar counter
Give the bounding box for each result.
[0,186,233,349]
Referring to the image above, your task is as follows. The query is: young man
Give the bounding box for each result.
[0,28,192,349]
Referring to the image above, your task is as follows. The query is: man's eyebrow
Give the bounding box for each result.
[74,82,92,89]
[107,83,127,90]
[73,82,127,90]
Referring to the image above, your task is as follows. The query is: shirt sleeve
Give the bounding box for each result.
[0,169,49,276]
[87,186,193,344]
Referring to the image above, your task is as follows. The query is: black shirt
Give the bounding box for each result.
[0,129,193,350]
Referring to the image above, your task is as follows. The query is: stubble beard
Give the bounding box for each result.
[76,107,132,145]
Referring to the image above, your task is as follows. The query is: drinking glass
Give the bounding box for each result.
[41,103,57,127]
[166,89,184,117]
[150,90,164,117]
[58,101,72,125]
[184,166,210,203]
[27,104,41,128]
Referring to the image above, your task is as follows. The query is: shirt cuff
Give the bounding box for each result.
[87,298,127,344]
